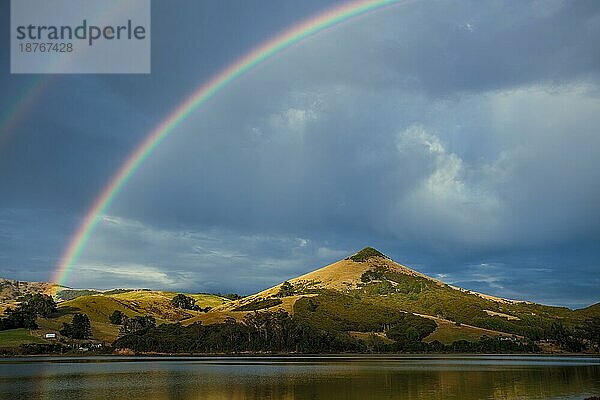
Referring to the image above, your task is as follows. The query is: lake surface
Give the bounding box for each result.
[1,355,599,400]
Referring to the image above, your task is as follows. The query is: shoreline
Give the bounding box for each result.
[2,352,599,361]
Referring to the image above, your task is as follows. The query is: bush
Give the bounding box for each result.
[277,282,294,298]
[109,310,124,325]
[119,315,156,335]
[360,268,386,283]
[349,247,386,262]
[171,294,197,310]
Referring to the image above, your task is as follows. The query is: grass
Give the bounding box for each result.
[0,328,47,347]
[31,291,231,343]
[352,265,583,339]
[294,290,407,333]
[56,288,134,301]
[36,295,132,343]
[62,295,142,320]
[423,319,507,344]
[292,290,438,344]
[106,291,228,321]
[108,290,228,309]
[349,331,395,344]
[161,292,229,308]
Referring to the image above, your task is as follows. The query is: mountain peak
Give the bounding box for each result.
[347,247,388,262]
[245,247,426,299]
[220,247,521,312]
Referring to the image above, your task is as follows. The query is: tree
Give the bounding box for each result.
[113,310,365,354]
[109,310,124,325]
[3,308,37,329]
[171,294,197,310]
[361,268,385,283]
[60,313,92,339]
[547,321,583,352]
[59,323,72,337]
[119,315,156,335]
[18,293,57,317]
[277,281,294,298]
[0,293,57,331]
[406,327,421,342]
[584,317,600,350]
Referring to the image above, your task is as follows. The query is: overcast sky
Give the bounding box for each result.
[1,0,599,307]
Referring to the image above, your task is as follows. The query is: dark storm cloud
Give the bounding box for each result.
[389,0,600,95]
[270,0,600,95]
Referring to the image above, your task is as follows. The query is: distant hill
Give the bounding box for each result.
[0,278,65,314]
[0,278,135,307]
[34,290,231,342]
[0,278,60,301]
[0,279,231,343]
[576,302,600,319]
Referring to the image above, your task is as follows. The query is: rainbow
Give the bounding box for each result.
[0,78,50,153]
[1,3,134,152]
[53,0,405,289]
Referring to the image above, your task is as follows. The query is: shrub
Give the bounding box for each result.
[360,268,386,283]
[171,294,197,310]
[349,247,386,262]
[109,310,124,325]
[119,315,156,335]
[277,281,295,298]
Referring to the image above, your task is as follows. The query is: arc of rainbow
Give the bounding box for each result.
[0,78,49,153]
[1,2,135,154]
[53,0,405,289]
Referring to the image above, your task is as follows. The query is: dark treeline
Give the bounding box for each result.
[115,310,359,353]
[113,310,537,354]
[0,343,112,356]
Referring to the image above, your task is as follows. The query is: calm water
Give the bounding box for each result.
[1,355,599,400]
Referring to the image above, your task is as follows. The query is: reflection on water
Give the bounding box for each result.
[1,355,599,400]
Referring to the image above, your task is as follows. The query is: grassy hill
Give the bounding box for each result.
[1,248,599,352]
[0,278,65,314]
[0,287,230,344]
[188,247,599,348]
